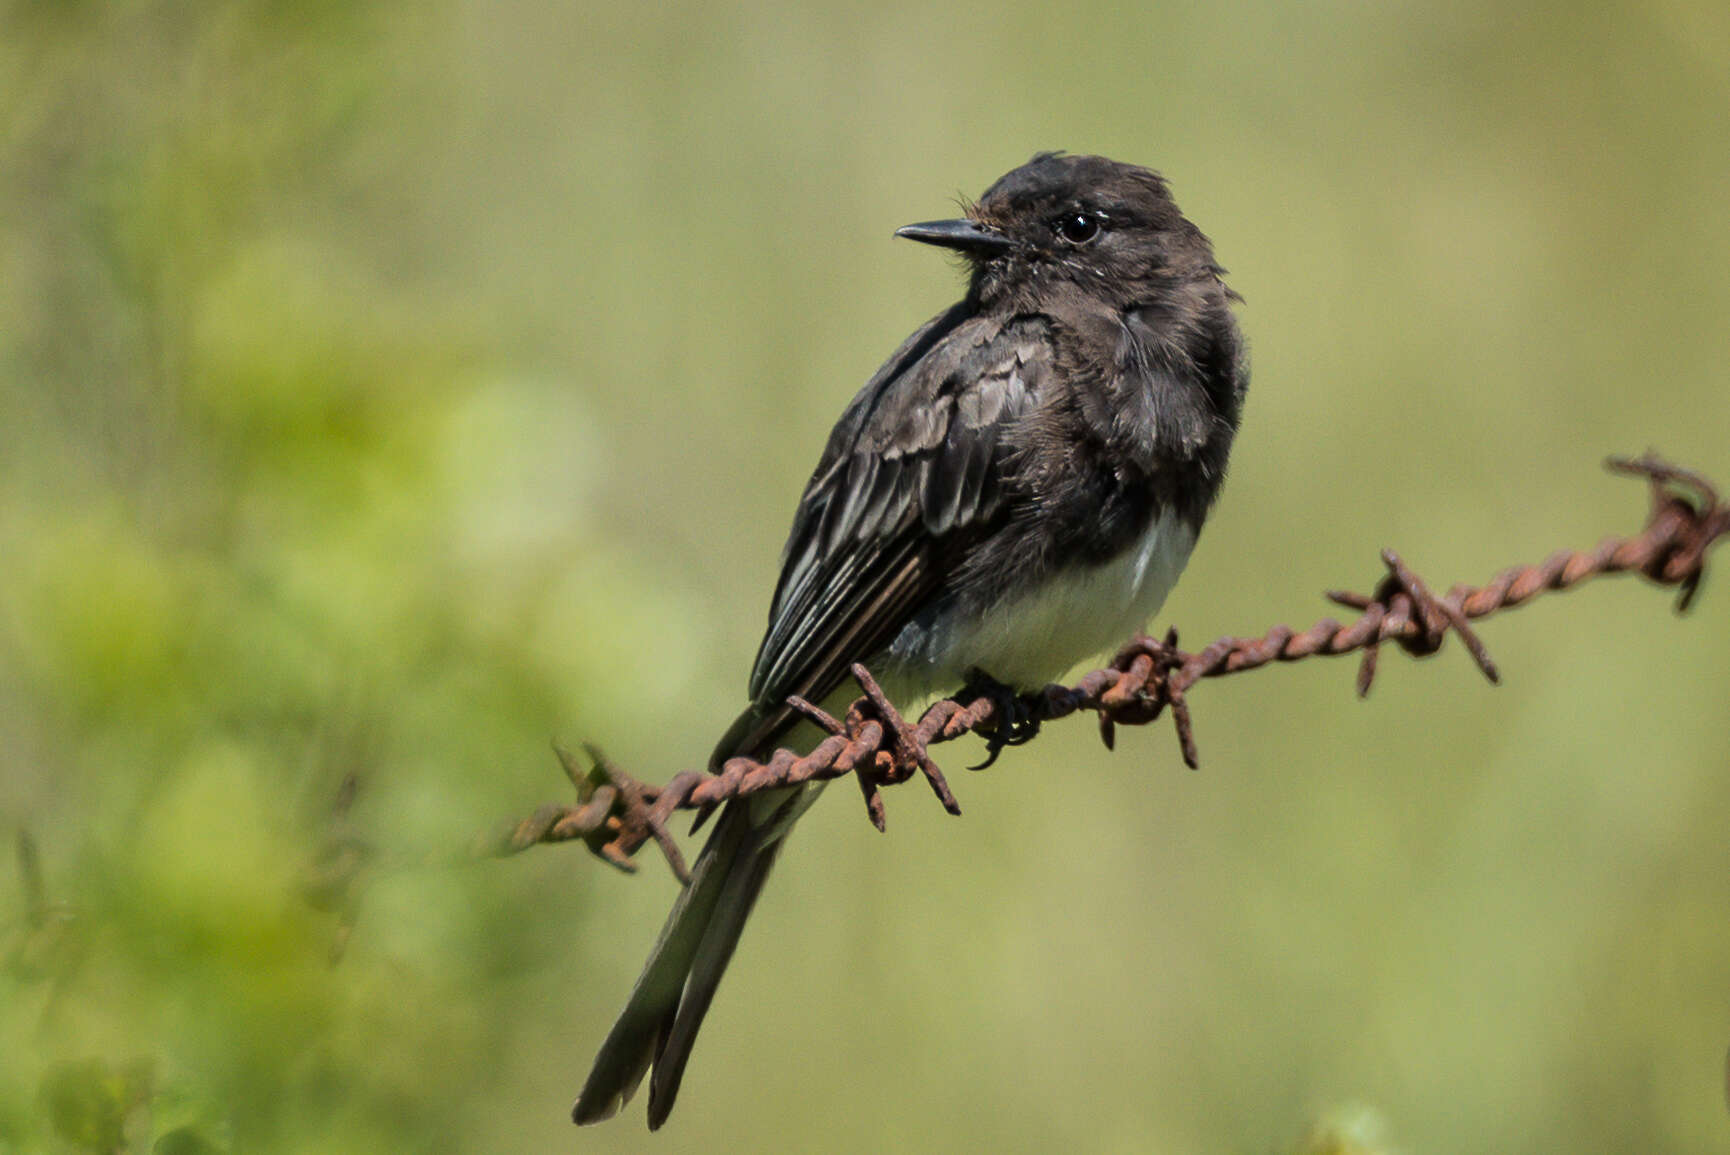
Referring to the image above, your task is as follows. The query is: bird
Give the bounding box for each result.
[572,151,1248,1129]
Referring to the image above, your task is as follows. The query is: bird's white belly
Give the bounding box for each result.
[906,509,1198,691]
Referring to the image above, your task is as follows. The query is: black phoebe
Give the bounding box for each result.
[573,152,1247,1128]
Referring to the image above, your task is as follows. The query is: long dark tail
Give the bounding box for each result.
[572,700,813,1128]
[569,798,782,1127]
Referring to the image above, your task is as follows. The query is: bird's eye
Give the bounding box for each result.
[1055,212,1101,245]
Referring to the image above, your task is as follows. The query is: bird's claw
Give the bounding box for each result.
[958,670,1043,771]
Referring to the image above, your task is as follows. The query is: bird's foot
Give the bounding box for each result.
[958,670,1043,771]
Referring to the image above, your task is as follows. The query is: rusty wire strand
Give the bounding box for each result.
[490,453,1729,884]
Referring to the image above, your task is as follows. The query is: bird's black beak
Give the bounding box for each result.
[894,218,1013,256]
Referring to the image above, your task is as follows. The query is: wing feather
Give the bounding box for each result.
[722,308,1052,763]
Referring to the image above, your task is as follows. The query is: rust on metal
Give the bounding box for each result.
[492,453,1728,881]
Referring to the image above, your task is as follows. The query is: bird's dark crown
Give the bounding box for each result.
[961,152,1222,309]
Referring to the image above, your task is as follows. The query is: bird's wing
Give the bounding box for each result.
[715,306,1053,762]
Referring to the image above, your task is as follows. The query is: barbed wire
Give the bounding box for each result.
[490,453,1729,885]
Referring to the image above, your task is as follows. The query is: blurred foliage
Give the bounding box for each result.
[0,1,682,1150]
[1,0,1728,1151]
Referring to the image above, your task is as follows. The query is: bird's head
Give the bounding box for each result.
[895,152,1225,312]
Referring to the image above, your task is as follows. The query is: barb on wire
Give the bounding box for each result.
[487,452,1729,882]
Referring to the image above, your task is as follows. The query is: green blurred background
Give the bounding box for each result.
[3,0,1729,1151]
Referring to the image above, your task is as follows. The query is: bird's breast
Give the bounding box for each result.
[888,506,1198,693]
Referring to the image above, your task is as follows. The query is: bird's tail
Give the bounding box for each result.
[572,705,821,1128]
